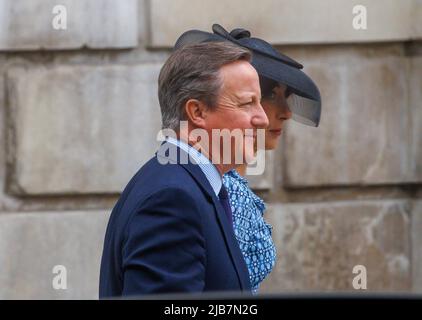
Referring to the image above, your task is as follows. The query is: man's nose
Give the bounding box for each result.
[252,102,269,128]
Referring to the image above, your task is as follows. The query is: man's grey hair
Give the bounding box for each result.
[158,41,252,130]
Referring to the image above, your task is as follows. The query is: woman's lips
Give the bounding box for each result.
[269,129,282,136]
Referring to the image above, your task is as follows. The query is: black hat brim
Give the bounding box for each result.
[173,28,322,126]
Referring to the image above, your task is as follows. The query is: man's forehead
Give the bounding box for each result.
[219,60,257,79]
[219,84,260,101]
[231,91,260,100]
[219,61,260,95]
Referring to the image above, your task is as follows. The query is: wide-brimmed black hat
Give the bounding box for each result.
[174,24,322,127]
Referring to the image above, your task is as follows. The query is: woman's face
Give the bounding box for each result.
[261,83,293,150]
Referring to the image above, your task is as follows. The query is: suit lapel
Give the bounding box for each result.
[156,142,251,290]
[207,191,251,291]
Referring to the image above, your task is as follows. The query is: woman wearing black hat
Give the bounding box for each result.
[222,77,293,293]
[174,24,321,293]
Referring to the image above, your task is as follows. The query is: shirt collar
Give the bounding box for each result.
[165,137,222,196]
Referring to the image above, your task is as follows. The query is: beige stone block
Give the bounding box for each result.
[283,52,411,187]
[0,0,138,50]
[148,0,416,47]
[412,0,422,39]
[412,200,422,293]
[0,210,110,299]
[6,64,162,195]
[138,0,148,45]
[408,57,422,183]
[260,200,411,293]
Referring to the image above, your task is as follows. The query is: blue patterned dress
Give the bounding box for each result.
[222,169,276,293]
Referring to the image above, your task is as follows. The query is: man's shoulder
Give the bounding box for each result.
[135,154,194,187]
[120,153,204,207]
[108,154,207,232]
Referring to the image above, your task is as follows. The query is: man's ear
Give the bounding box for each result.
[184,99,208,128]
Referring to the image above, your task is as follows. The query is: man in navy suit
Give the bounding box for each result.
[99,41,269,298]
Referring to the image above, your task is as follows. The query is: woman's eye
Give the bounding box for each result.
[263,91,276,100]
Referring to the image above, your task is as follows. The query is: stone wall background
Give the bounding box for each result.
[0,0,421,299]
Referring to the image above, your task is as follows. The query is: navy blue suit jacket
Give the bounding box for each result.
[99,143,251,298]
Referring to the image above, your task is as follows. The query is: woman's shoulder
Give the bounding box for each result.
[223,169,248,189]
[223,169,248,183]
[223,169,266,212]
